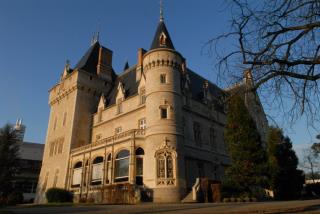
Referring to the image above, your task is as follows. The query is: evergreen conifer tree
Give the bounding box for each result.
[0,124,20,198]
[267,127,304,200]
[224,95,268,196]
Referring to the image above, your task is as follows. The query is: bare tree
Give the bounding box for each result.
[208,0,320,125]
[301,147,320,182]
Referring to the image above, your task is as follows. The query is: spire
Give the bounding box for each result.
[124,60,129,70]
[160,0,164,22]
[150,0,175,50]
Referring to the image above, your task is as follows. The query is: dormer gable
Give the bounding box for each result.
[98,94,106,110]
[116,82,125,100]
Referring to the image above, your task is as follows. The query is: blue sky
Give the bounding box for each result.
[0,0,318,157]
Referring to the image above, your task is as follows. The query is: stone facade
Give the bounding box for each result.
[35,17,267,203]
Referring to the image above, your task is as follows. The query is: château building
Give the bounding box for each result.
[35,11,267,203]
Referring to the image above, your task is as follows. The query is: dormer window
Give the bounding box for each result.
[140,87,146,104]
[159,32,167,46]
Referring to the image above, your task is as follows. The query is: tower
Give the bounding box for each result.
[143,14,186,202]
[35,41,115,203]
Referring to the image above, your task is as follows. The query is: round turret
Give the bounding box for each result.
[142,19,187,202]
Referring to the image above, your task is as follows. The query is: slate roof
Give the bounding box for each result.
[105,65,139,107]
[187,68,226,101]
[74,41,115,77]
[70,24,226,110]
[150,21,175,50]
[75,42,100,74]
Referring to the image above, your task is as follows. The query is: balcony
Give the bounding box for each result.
[71,129,145,154]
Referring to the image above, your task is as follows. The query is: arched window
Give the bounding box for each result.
[114,150,130,182]
[72,161,82,187]
[106,154,112,184]
[91,156,104,185]
[155,149,176,185]
[135,147,144,185]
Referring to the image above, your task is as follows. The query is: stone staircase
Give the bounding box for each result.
[181,191,196,203]
[181,178,200,203]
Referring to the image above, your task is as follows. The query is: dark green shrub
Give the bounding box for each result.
[45,188,73,203]
[7,191,23,205]
[304,183,320,198]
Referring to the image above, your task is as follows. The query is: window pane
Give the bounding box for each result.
[136,158,143,176]
[167,156,174,178]
[157,157,165,178]
[72,168,82,185]
[161,108,167,119]
[92,163,103,181]
[116,150,129,159]
[115,158,129,178]
[160,74,166,83]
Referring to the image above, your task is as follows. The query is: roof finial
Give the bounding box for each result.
[160,0,164,22]
[65,59,70,70]
[91,32,100,45]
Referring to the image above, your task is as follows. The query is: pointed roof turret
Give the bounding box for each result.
[150,20,175,50]
[150,1,175,50]
[124,61,129,70]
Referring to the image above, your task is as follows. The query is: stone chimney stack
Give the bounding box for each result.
[136,48,147,82]
[97,47,113,82]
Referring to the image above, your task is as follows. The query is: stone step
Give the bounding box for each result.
[181,192,197,203]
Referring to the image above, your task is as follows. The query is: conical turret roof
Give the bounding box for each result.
[150,20,175,50]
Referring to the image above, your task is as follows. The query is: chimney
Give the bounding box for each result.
[136,48,147,82]
[97,47,113,82]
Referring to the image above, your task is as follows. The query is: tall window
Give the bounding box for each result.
[138,118,146,129]
[42,172,49,192]
[53,169,59,187]
[72,162,82,187]
[160,107,168,119]
[58,140,63,154]
[160,74,167,84]
[91,156,104,185]
[117,98,123,114]
[156,149,176,185]
[106,154,112,184]
[193,122,202,146]
[140,87,146,104]
[49,142,54,156]
[136,147,144,185]
[210,127,216,150]
[114,150,130,182]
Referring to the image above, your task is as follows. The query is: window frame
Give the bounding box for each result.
[160,74,167,84]
[114,150,130,183]
[138,118,146,129]
[140,87,146,104]
[160,107,168,119]
[115,126,122,134]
